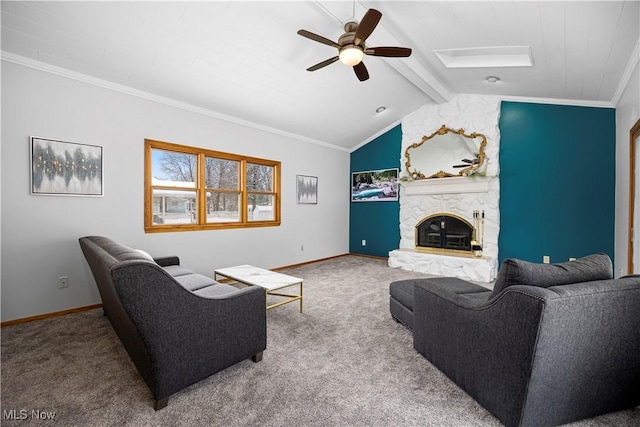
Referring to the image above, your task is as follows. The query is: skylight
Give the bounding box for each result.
[433,46,533,68]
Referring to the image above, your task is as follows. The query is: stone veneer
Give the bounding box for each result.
[388,94,501,283]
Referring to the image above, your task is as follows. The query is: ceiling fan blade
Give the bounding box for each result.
[306,56,339,72]
[353,62,369,81]
[297,30,341,49]
[365,47,412,57]
[354,9,382,46]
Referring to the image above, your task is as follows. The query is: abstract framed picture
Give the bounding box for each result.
[351,168,399,202]
[30,136,104,196]
[296,175,318,204]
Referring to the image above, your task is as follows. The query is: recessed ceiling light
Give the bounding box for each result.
[486,76,500,83]
[376,106,386,113]
[433,46,533,68]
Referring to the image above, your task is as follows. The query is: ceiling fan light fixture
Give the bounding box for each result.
[339,45,364,66]
[297,9,410,81]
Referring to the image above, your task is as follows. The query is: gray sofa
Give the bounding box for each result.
[390,253,640,426]
[79,236,266,410]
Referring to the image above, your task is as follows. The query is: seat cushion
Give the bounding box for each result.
[175,273,219,291]
[163,265,194,278]
[389,280,416,311]
[389,277,490,330]
[422,277,490,295]
[490,253,613,299]
[194,283,243,297]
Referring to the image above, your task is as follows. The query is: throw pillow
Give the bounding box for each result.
[489,253,613,299]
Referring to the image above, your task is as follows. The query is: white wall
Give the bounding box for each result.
[1,61,350,322]
[615,44,640,277]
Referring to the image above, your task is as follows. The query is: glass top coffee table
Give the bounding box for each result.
[214,264,303,312]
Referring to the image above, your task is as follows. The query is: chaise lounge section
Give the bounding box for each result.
[79,236,267,410]
[391,254,640,426]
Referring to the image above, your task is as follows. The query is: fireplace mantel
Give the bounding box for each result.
[401,176,492,195]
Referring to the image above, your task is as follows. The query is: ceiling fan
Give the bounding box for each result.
[297,8,412,81]
[453,158,480,168]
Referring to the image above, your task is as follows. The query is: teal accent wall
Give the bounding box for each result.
[350,125,402,257]
[498,102,615,264]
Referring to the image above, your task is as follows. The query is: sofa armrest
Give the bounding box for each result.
[153,256,180,267]
[413,277,640,427]
[110,262,267,402]
[413,281,548,426]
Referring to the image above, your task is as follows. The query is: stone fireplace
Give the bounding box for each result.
[387,94,501,283]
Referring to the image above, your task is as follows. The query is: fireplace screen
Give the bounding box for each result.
[416,214,474,252]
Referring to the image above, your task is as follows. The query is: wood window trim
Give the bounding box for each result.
[144,139,281,233]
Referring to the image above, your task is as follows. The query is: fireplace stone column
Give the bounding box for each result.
[388,94,501,283]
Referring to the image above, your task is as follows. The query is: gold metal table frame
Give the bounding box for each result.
[214,265,303,313]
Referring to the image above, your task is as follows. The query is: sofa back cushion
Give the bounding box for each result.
[490,253,613,299]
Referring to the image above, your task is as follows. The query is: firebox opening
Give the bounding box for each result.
[415,213,478,256]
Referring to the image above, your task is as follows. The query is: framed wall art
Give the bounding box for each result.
[296,175,317,204]
[351,168,398,202]
[30,136,103,196]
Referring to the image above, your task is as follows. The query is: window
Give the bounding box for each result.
[145,139,280,232]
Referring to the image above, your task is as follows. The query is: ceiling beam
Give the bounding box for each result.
[313,0,450,104]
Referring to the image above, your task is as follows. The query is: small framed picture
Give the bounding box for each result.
[296,175,318,204]
[352,168,398,202]
[30,136,103,196]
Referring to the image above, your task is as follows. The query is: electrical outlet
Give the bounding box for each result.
[361,240,367,246]
[58,276,69,289]
[543,256,550,264]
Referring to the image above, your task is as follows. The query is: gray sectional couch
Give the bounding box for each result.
[390,253,640,426]
[79,236,266,410]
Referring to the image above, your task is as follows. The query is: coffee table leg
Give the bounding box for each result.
[299,282,303,313]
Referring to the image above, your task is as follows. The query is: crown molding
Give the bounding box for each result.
[1,51,350,153]
[497,95,613,109]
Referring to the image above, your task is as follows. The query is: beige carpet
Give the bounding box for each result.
[2,255,638,426]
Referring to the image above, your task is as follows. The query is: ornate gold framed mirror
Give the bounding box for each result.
[404,125,487,179]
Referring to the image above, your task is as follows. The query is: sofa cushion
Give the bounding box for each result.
[389,280,416,311]
[175,273,219,291]
[194,283,243,297]
[490,253,613,299]
[163,265,194,277]
[423,277,491,294]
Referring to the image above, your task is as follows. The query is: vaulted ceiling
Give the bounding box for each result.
[2,1,639,151]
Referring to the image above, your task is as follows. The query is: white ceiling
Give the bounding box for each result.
[2,1,639,151]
